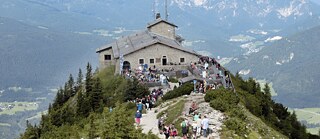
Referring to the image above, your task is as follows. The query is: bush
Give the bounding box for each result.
[205,89,239,112]
[168,77,179,83]
[162,83,193,101]
[225,117,248,136]
[229,108,247,121]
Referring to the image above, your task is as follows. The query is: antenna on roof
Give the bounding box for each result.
[165,0,168,21]
[153,0,156,19]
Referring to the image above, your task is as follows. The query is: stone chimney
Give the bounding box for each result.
[156,13,161,19]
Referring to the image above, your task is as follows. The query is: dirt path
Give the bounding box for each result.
[140,93,225,139]
[140,100,181,139]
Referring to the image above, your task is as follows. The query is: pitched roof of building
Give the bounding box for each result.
[96,30,200,59]
[147,18,178,28]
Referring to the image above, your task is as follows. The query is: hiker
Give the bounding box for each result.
[189,101,198,115]
[135,110,142,126]
[201,115,209,137]
[158,117,164,133]
[181,118,189,139]
[145,98,150,110]
[170,124,178,138]
[193,112,200,121]
[163,125,170,139]
[196,115,202,137]
[137,101,143,113]
[192,121,197,139]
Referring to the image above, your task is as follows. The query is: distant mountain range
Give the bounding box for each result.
[0,0,319,107]
[226,25,320,108]
[0,1,320,138]
[0,16,106,94]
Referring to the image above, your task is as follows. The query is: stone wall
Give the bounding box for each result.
[123,43,199,70]
[98,47,116,69]
[149,22,175,39]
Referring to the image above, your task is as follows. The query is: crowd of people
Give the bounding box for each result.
[189,56,233,93]
[134,88,164,126]
[124,65,170,85]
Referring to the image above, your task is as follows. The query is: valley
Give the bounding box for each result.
[1,0,320,138]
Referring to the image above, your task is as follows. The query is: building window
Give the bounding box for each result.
[104,55,111,60]
[150,59,155,64]
[180,58,185,63]
[139,59,144,64]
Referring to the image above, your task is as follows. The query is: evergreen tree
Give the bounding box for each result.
[263,83,272,99]
[67,74,75,97]
[125,78,149,101]
[85,63,93,94]
[53,88,64,109]
[76,68,83,93]
[91,78,103,112]
[77,91,90,117]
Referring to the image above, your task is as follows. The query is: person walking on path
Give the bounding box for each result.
[137,101,143,113]
[181,118,189,139]
[135,110,142,126]
[196,115,202,137]
[201,115,209,137]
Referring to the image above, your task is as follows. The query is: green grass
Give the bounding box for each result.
[221,106,288,139]
[256,79,277,96]
[307,127,320,135]
[289,107,320,135]
[0,102,38,115]
[289,108,320,124]
[164,100,185,125]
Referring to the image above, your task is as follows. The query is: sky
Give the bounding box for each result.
[310,0,320,5]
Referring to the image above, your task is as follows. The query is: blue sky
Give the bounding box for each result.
[310,0,320,5]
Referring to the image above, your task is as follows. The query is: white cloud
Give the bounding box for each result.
[193,0,207,6]
[265,36,282,42]
[239,69,251,75]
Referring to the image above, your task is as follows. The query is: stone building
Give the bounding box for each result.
[96,15,201,73]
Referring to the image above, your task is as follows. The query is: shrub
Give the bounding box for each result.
[162,83,193,101]
[229,108,247,121]
[168,77,179,83]
[206,89,239,112]
[225,117,248,136]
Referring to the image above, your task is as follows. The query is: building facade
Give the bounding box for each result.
[96,16,200,73]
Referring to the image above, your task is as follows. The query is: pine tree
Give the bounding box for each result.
[77,91,89,117]
[263,83,272,99]
[91,78,103,112]
[53,88,64,109]
[67,74,75,97]
[85,63,93,94]
[75,68,83,93]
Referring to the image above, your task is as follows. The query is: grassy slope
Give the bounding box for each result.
[221,105,287,139]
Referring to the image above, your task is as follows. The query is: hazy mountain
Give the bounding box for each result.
[2,0,320,57]
[1,0,320,138]
[226,25,320,108]
[0,17,106,89]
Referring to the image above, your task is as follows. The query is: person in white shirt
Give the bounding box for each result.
[201,115,209,137]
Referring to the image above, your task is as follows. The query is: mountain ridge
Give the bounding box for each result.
[226,25,320,108]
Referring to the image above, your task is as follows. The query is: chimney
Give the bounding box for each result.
[156,13,161,19]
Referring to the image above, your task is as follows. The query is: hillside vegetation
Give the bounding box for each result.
[203,73,320,138]
[20,64,158,139]
[20,66,320,139]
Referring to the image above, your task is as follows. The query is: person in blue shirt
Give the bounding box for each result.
[137,101,143,113]
[135,110,142,126]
